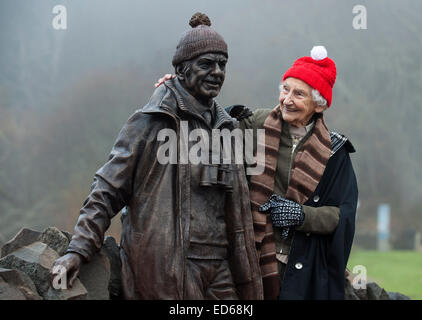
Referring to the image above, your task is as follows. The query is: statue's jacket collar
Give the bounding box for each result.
[141,78,235,130]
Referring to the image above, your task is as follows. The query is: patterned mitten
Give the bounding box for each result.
[259,194,305,239]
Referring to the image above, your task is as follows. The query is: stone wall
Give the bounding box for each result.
[0,227,121,300]
[0,227,411,300]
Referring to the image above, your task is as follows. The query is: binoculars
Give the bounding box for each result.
[199,164,234,192]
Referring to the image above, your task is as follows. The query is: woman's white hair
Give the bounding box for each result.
[311,89,327,107]
[279,82,328,107]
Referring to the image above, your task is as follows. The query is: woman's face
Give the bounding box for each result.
[279,77,326,127]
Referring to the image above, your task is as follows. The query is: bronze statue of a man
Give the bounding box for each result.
[51,13,263,300]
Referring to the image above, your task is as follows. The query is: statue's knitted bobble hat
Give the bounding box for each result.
[282,46,337,107]
[172,12,228,67]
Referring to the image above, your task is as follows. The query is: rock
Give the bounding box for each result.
[78,251,111,300]
[1,228,41,258]
[344,278,360,300]
[1,227,70,258]
[102,236,122,299]
[0,241,87,300]
[60,230,73,243]
[0,276,34,300]
[345,279,411,300]
[0,227,125,300]
[388,291,411,300]
[366,282,390,300]
[39,227,69,256]
[0,242,58,296]
[0,276,28,300]
[44,280,87,300]
[344,270,368,300]
[354,288,368,300]
[0,268,42,300]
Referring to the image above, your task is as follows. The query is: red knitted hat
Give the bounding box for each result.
[282,46,337,107]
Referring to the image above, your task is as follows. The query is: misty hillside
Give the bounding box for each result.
[1,0,421,244]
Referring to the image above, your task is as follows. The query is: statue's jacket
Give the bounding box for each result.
[66,78,264,299]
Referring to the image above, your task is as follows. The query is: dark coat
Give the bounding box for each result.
[279,140,358,300]
[67,79,263,300]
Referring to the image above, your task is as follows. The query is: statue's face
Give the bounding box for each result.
[178,53,227,104]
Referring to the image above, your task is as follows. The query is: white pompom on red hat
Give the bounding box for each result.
[310,46,328,60]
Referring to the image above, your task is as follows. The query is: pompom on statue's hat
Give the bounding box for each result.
[172,12,228,66]
[282,46,337,107]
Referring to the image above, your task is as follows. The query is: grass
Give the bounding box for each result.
[347,250,422,300]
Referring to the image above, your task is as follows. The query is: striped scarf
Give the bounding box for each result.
[249,105,331,299]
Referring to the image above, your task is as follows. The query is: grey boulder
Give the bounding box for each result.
[78,251,111,300]
[0,241,87,299]
[1,227,70,258]
[39,227,70,256]
[1,228,41,258]
[388,291,411,300]
[0,268,42,300]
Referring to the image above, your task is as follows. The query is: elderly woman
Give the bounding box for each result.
[155,46,358,300]
[230,46,358,300]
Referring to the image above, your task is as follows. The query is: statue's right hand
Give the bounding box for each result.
[154,74,176,88]
[50,252,83,289]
